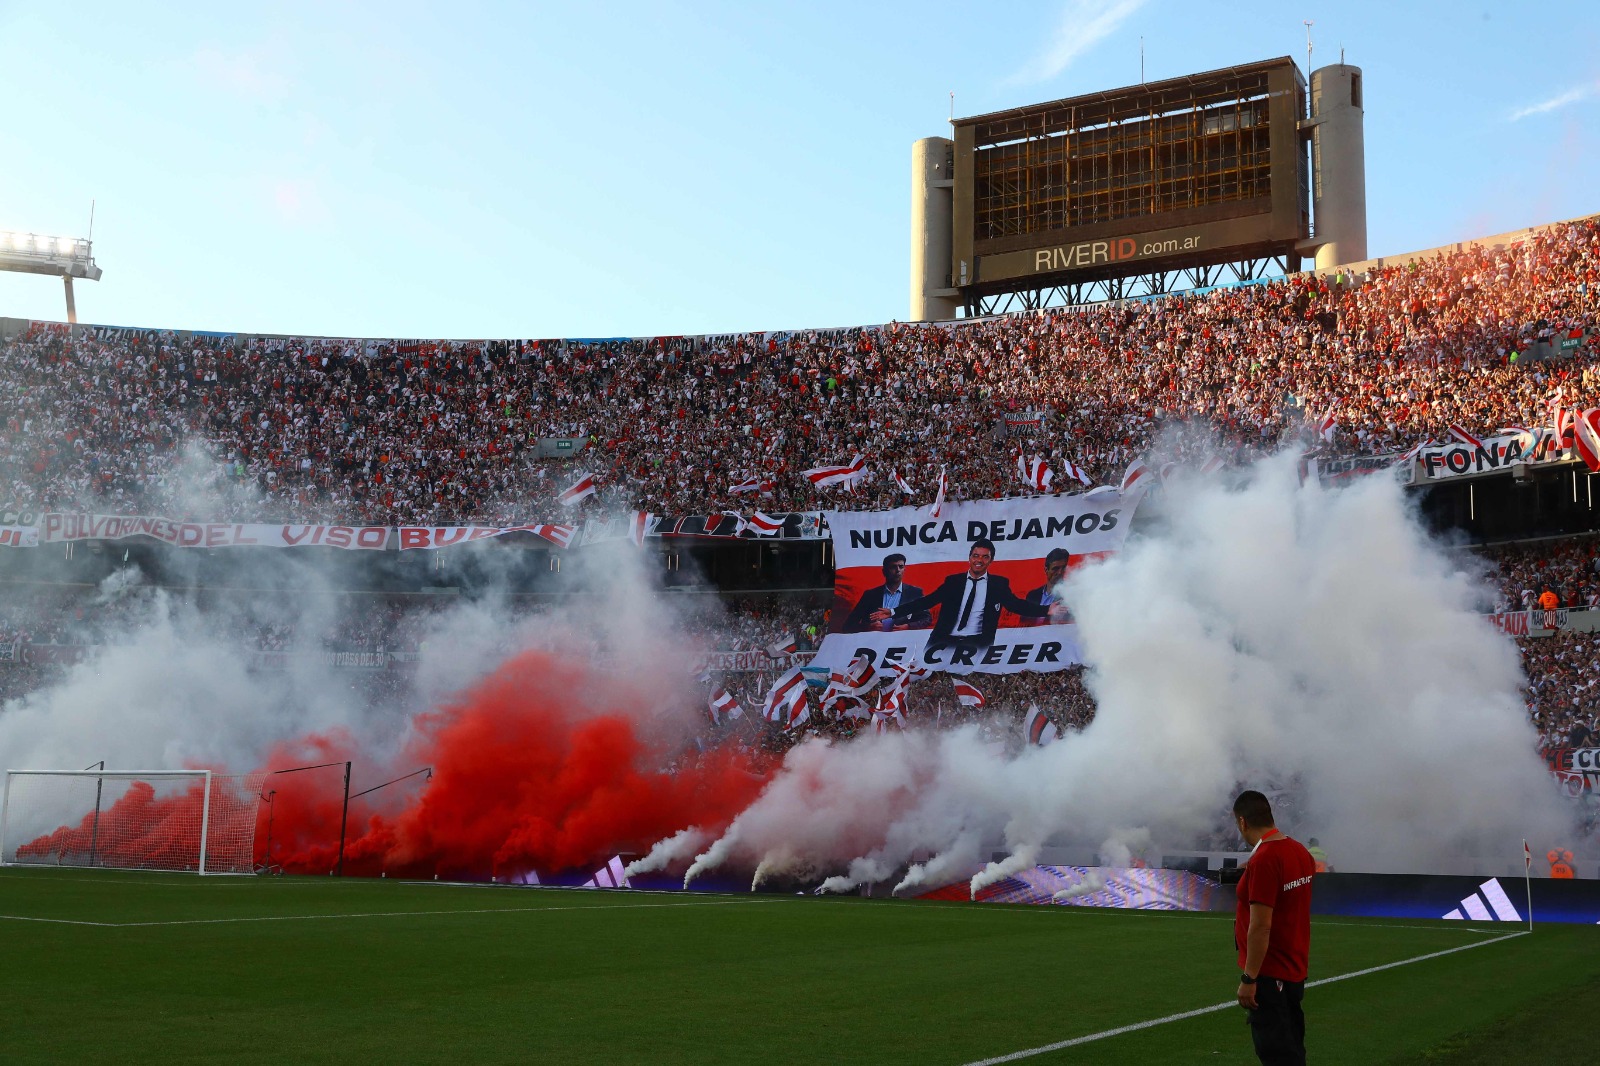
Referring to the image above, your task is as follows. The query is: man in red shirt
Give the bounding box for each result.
[1232,790,1317,1066]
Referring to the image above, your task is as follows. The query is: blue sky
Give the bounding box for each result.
[0,1,1596,338]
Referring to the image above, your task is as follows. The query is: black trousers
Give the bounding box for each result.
[1247,976,1305,1066]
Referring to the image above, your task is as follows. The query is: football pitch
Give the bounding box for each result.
[2,867,1596,1065]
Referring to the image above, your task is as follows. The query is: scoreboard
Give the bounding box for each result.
[947,58,1310,302]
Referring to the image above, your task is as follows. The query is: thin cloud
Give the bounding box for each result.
[1008,0,1147,86]
[1509,82,1598,121]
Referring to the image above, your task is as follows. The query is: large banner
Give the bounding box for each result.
[812,492,1139,676]
[1415,432,1567,481]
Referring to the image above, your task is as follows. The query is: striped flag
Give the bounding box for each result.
[1573,409,1600,473]
[929,466,947,518]
[730,476,772,494]
[1022,704,1059,747]
[708,687,743,724]
[786,691,812,730]
[766,635,798,658]
[893,469,915,494]
[1198,455,1224,476]
[1392,438,1431,468]
[627,511,653,547]
[952,679,986,708]
[1447,424,1485,451]
[802,453,866,489]
[762,665,808,722]
[748,511,784,536]
[1060,459,1092,487]
[1018,454,1054,493]
[1313,404,1339,443]
[1120,458,1151,494]
[557,473,597,507]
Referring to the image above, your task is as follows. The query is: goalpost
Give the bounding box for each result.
[0,770,266,875]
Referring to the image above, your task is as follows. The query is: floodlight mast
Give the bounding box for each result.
[0,230,104,324]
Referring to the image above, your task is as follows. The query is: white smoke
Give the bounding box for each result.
[674,453,1571,889]
[625,826,713,878]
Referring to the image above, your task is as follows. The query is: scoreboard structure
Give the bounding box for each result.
[911,57,1366,319]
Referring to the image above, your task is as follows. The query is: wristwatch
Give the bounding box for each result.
[1239,974,1257,985]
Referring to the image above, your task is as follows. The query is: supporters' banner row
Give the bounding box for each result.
[1485,608,1575,637]
[812,492,1140,675]
[1413,433,1570,482]
[5,512,827,550]
[696,649,805,673]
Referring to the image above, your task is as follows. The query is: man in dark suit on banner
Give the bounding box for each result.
[870,539,1065,649]
[1020,548,1073,627]
[844,553,930,633]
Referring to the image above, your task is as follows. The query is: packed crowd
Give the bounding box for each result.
[2,219,1596,526]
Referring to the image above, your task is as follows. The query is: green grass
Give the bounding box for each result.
[1,867,1596,1065]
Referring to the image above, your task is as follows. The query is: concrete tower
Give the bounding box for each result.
[1308,64,1367,270]
[909,137,958,321]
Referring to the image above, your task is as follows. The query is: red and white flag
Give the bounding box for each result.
[708,686,744,723]
[1120,458,1151,494]
[1022,704,1058,747]
[1198,455,1225,476]
[893,469,915,495]
[802,453,866,489]
[762,665,808,722]
[929,466,947,518]
[748,511,785,536]
[1392,439,1431,468]
[952,679,986,709]
[1060,459,1091,487]
[627,511,652,547]
[730,476,772,494]
[1447,424,1484,451]
[1313,404,1339,443]
[720,510,750,536]
[1018,454,1054,493]
[1523,839,1532,872]
[557,473,597,507]
[1572,409,1600,473]
[766,634,798,658]
[786,692,812,730]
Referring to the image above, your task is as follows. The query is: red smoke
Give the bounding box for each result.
[256,648,771,879]
[17,779,210,871]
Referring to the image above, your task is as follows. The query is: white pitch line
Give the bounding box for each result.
[958,929,1530,1065]
[0,896,794,929]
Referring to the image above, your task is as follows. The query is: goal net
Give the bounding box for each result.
[1,770,267,875]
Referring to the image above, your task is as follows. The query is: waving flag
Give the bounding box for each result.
[627,511,653,547]
[1120,458,1151,494]
[1018,454,1054,493]
[766,634,799,658]
[1573,409,1600,473]
[1447,424,1484,451]
[557,473,597,507]
[720,510,750,536]
[786,692,812,730]
[1060,459,1092,487]
[1392,439,1431,468]
[1022,704,1059,747]
[893,469,915,495]
[952,679,986,709]
[730,476,773,494]
[748,511,785,536]
[708,687,744,724]
[762,665,808,722]
[802,453,866,489]
[1198,455,1225,476]
[1313,405,1339,443]
[929,466,948,518]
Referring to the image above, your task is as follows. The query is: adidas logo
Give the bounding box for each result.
[1441,877,1521,922]
[582,855,631,889]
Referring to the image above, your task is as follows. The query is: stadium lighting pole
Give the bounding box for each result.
[0,230,103,324]
[85,760,105,868]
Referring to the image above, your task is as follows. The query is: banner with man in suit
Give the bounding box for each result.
[815,492,1139,676]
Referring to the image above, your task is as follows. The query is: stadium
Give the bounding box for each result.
[3,7,1599,1065]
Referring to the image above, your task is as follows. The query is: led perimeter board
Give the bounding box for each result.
[948,57,1310,306]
